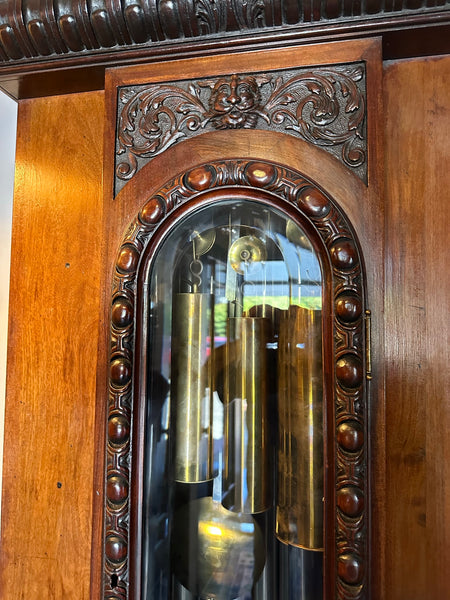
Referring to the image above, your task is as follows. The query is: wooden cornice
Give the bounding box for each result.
[0,0,449,99]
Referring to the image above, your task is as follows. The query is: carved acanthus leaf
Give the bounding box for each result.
[116,84,210,180]
[115,64,367,194]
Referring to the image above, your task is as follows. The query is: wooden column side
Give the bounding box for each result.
[383,55,450,600]
[0,91,105,599]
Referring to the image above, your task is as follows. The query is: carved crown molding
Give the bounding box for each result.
[115,64,367,195]
[0,0,449,67]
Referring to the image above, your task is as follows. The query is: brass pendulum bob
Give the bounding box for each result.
[171,496,266,599]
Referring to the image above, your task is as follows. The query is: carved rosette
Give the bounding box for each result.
[115,64,367,194]
[104,158,369,599]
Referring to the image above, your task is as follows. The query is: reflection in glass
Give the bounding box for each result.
[142,200,324,599]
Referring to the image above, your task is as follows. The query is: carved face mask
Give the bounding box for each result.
[208,74,267,129]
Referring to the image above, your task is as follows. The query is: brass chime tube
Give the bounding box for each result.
[223,316,271,514]
[276,306,324,550]
[171,293,214,483]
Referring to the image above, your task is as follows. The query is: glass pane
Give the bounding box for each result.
[142,199,324,599]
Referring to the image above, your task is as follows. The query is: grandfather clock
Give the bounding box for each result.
[101,40,383,600]
[1,0,449,598]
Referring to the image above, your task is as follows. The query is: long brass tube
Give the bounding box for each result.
[171,293,214,483]
[276,306,324,550]
[222,316,271,514]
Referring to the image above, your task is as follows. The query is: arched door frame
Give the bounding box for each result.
[103,157,371,600]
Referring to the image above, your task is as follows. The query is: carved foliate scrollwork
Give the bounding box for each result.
[104,158,369,600]
[194,0,266,33]
[115,65,366,194]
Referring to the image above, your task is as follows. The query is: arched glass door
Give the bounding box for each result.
[104,159,369,600]
[141,198,325,599]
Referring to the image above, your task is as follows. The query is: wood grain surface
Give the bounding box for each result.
[384,55,450,600]
[0,91,104,599]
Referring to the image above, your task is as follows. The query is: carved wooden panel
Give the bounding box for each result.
[115,64,367,195]
[104,158,369,600]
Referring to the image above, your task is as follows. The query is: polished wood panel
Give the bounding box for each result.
[0,91,104,599]
[384,55,450,600]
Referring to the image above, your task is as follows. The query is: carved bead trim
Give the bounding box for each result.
[104,158,368,600]
[115,65,367,195]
